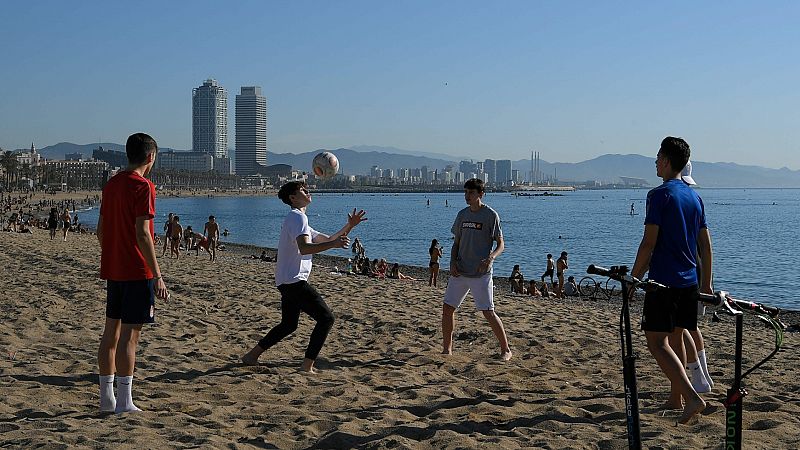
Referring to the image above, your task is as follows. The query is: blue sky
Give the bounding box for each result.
[1,1,798,169]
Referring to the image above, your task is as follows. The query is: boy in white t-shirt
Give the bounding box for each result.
[241,181,367,373]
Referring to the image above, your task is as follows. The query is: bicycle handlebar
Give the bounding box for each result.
[588,265,779,314]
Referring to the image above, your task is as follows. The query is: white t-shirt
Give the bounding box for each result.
[275,209,320,286]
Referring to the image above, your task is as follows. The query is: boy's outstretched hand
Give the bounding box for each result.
[347,209,367,231]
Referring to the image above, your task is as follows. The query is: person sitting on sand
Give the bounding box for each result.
[374,258,388,278]
[528,280,541,297]
[564,276,579,296]
[388,263,415,280]
[540,281,551,297]
[509,264,525,294]
[241,181,367,373]
[442,178,512,361]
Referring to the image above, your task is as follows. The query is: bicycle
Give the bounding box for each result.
[586,264,785,450]
[577,275,621,300]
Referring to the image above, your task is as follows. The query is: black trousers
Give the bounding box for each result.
[258,281,335,360]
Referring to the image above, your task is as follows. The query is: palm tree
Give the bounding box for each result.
[1,150,19,190]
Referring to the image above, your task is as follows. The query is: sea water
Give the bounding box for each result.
[80,188,799,310]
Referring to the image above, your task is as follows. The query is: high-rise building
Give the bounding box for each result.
[235,86,268,176]
[192,79,228,159]
[496,160,513,186]
[483,159,496,184]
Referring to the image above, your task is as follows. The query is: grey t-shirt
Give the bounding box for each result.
[450,205,502,277]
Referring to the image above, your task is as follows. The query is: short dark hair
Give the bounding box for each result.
[209,215,215,220]
[464,178,485,193]
[126,133,158,165]
[659,137,690,174]
[278,181,306,206]
[547,253,552,258]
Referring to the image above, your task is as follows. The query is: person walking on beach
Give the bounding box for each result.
[203,215,220,262]
[442,178,512,361]
[61,208,71,241]
[541,253,555,284]
[631,136,713,424]
[96,133,169,414]
[47,207,58,240]
[160,213,173,257]
[556,251,569,298]
[428,239,443,287]
[241,181,367,373]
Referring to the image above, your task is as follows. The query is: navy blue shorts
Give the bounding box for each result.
[641,284,698,333]
[106,279,156,324]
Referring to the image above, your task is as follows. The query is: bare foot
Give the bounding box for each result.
[661,400,683,410]
[500,350,512,361]
[300,358,318,373]
[678,397,706,424]
[441,349,452,355]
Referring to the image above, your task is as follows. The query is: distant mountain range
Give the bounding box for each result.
[32,142,800,188]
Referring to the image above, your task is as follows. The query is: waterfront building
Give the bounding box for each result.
[483,159,496,184]
[44,159,109,189]
[496,159,513,186]
[235,86,268,176]
[192,79,229,164]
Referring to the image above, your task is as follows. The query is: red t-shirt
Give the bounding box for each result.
[99,171,156,281]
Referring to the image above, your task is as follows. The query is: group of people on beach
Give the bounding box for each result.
[4,205,87,238]
[96,133,713,427]
[158,213,221,261]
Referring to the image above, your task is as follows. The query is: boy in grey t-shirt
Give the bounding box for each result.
[442,178,512,361]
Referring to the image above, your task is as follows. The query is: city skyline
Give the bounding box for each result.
[1,1,799,169]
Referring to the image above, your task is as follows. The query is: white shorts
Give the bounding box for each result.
[443,274,494,311]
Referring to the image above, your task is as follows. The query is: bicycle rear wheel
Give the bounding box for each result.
[578,276,598,298]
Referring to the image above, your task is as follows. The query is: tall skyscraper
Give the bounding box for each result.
[496,160,513,186]
[483,159,496,184]
[235,86,268,176]
[192,79,228,158]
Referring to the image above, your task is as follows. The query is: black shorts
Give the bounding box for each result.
[543,268,554,278]
[106,279,156,324]
[641,284,698,333]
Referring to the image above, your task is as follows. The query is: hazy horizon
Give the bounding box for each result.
[1,1,798,169]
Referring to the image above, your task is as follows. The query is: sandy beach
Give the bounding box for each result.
[1,230,798,449]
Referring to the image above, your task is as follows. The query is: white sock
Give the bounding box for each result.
[688,361,711,393]
[99,374,116,412]
[114,375,142,413]
[698,349,714,388]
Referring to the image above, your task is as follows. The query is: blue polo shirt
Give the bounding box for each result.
[644,179,708,288]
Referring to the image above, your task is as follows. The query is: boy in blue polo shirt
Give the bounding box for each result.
[631,137,713,425]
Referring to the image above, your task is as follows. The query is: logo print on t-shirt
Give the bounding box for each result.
[462,221,483,230]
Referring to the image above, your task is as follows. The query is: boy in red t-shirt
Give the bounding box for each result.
[96,133,169,414]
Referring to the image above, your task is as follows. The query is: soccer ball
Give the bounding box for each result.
[312,152,339,179]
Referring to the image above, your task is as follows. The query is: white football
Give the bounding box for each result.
[312,152,339,179]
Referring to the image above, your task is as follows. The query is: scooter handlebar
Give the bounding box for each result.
[587,264,613,277]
